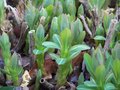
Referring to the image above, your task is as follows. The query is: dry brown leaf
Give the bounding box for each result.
[21,70,31,87]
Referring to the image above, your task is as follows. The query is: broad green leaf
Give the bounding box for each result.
[49,53,60,60]
[50,17,59,39]
[77,84,96,90]
[64,0,76,16]
[78,5,84,16]
[0,0,4,25]
[36,24,45,43]
[71,18,83,35]
[78,73,84,85]
[70,45,90,59]
[103,13,114,33]
[70,45,90,53]
[84,53,95,79]
[95,24,104,36]
[42,41,60,49]
[43,0,54,7]
[25,2,39,29]
[11,52,19,68]
[58,14,69,32]
[10,52,23,85]
[33,49,43,55]
[105,52,113,74]
[112,43,120,60]
[52,34,61,48]
[95,65,106,85]
[0,32,11,65]
[104,83,116,90]
[32,0,43,7]
[112,60,120,83]
[45,5,54,16]
[54,1,63,16]
[60,28,72,50]
[97,0,105,9]
[56,58,66,65]
[94,36,106,41]
[93,46,104,65]
[71,18,85,44]
[78,31,86,44]
[89,0,105,9]
[84,81,97,88]
[49,53,66,65]
[89,0,97,9]
[39,8,48,18]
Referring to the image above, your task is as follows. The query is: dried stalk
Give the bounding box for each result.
[116,7,120,21]
[58,86,67,90]
[40,78,54,89]
[28,30,35,67]
[80,15,92,37]
[67,82,76,90]
[79,0,92,17]
[104,19,118,52]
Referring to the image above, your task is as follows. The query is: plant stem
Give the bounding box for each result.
[56,62,71,87]
[37,53,46,76]
[80,15,92,37]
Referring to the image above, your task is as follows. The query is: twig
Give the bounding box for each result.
[104,19,118,52]
[79,0,92,17]
[58,86,67,90]
[92,8,99,35]
[28,30,35,67]
[67,82,76,90]
[116,4,120,21]
[80,15,92,37]
[40,78,54,89]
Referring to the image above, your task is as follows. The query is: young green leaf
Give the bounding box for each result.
[36,24,45,42]
[33,49,43,55]
[104,83,116,90]
[50,17,59,39]
[42,41,60,49]
[25,1,40,30]
[65,0,76,16]
[43,0,54,7]
[39,8,48,18]
[45,5,54,16]
[78,73,84,85]
[58,14,69,32]
[78,5,84,16]
[84,53,95,79]
[70,45,90,59]
[0,0,5,25]
[94,36,106,41]
[52,34,61,48]
[60,28,72,50]
[54,1,63,16]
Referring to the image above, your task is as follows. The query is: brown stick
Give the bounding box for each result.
[28,30,35,67]
[116,7,120,21]
[67,82,76,90]
[80,15,92,37]
[104,19,118,52]
[40,78,54,89]
[58,86,67,90]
